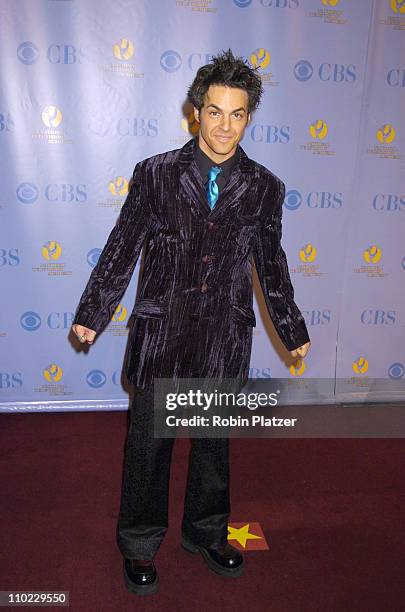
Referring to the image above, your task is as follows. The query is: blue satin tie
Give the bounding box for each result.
[205,166,222,209]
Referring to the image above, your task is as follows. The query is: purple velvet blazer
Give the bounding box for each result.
[73,137,310,389]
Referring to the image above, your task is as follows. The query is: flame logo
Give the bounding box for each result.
[42,105,63,128]
[42,241,62,261]
[43,363,63,383]
[309,119,328,140]
[363,245,381,264]
[113,38,134,60]
[352,357,368,375]
[391,0,405,15]
[181,108,200,135]
[321,0,340,6]
[112,304,127,322]
[250,48,270,70]
[108,177,129,197]
[376,123,395,144]
[290,358,306,377]
[299,243,317,263]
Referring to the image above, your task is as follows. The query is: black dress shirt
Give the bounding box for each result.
[194,140,240,193]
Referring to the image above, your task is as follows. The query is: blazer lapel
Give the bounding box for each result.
[179,156,212,217]
[208,164,249,221]
[177,137,253,220]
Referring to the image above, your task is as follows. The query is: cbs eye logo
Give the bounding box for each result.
[294,60,313,82]
[86,370,107,388]
[20,311,41,331]
[16,182,39,204]
[284,190,302,211]
[388,362,404,379]
[160,50,182,73]
[17,41,40,64]
[87,248,102,268]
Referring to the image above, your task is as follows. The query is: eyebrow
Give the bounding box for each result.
[206,104,246,113]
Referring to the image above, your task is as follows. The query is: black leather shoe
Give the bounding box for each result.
[181,535,244,577]
[123,558,158,595]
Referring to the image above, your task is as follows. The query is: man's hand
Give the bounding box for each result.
[72,324,97,345]
[289,341,311,359]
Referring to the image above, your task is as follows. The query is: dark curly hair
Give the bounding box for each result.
[187,48,263,115]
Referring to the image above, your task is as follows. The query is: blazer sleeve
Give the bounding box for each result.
[252,176,310,351]
[72,162,151,334]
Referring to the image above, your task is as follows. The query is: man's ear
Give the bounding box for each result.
[193,107,200,123]
[247,112,251,124]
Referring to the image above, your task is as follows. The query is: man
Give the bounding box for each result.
[71,49,311,595]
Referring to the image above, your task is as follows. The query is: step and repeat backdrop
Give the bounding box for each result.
[0,0,404,411]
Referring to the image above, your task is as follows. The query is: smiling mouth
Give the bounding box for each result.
[216,135,233,141]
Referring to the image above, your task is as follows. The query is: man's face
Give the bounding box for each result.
[194,84,251,163]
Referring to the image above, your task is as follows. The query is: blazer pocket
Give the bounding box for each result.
[132,298,169,318]
[236,214,261,227]
[230,303,256,327]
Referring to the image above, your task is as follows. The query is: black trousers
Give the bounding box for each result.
[116,386,230,560]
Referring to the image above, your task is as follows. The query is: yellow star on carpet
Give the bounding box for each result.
[227,523,262,548]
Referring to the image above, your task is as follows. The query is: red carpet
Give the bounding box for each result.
[1,410,404,611]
